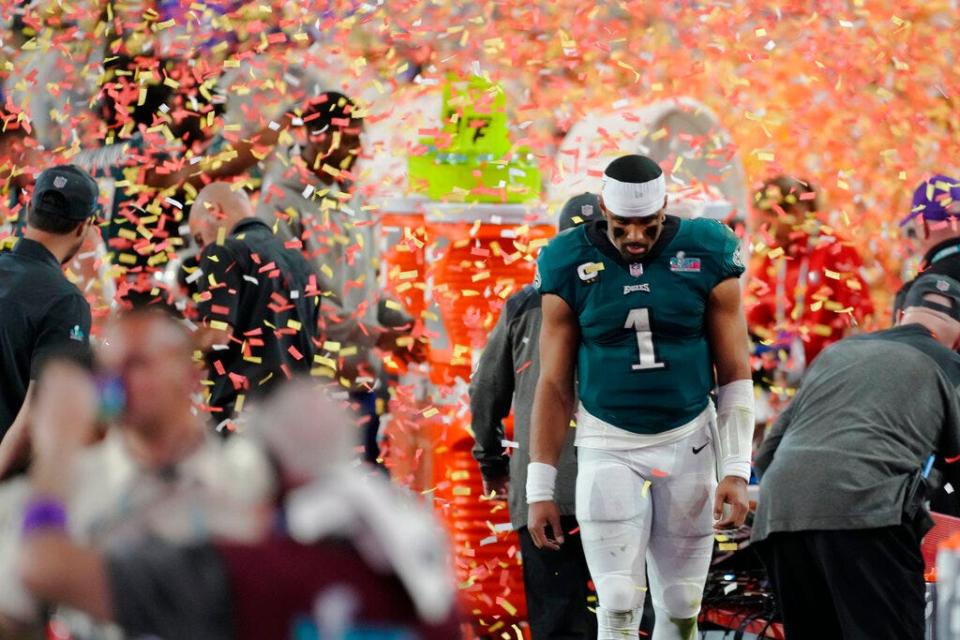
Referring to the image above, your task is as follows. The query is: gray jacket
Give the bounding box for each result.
[752,324,960,543]
[469,285,578,530]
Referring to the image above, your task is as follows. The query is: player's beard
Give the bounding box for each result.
[619,243,649,263]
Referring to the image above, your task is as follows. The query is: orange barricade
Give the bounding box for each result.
[379,210,430,322]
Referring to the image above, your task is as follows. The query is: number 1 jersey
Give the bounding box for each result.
[535,215,744,435]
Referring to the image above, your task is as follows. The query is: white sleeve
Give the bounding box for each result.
[716,379,755,481]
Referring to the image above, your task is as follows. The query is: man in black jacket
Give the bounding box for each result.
[0,164,98,477]
[189,182,323,428]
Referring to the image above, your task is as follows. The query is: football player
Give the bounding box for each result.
[527,155,754,640]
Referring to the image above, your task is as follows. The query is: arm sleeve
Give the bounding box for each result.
[31,293,92,379]
[469,303,516,480]
[106,540,234,640]
[711,220,746,286]
[754,399,796,478]
[195,243,244,328]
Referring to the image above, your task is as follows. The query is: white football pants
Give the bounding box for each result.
[576,421,717,640]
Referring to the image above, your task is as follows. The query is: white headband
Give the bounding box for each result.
[601,173,666,218]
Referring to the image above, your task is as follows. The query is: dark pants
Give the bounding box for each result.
[349,390,382,467]
[518,516,597,639]
[760,523,926,640]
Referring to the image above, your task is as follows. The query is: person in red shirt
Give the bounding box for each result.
[746,176,874,413]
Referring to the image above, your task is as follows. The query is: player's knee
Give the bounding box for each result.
[595,574,644,612]
[656,581,702,619]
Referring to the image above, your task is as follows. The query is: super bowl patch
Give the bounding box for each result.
[669,252,701,273]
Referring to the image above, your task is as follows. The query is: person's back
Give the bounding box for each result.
[0,240,90,433]
[755,323,960,538]
[197,219,321,409]
[190,183,322,420]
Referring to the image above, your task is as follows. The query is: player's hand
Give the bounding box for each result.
[528,500,564,550]
[482,476,509,501]
[713,476,749,530]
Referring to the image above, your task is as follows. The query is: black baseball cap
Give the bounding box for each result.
[558,192,600,232]
[903,273,960,322]
[31,164,99,221]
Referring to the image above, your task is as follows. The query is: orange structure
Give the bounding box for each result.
[379,200,554,636]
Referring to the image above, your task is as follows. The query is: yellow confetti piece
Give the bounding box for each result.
[313,355,337,369]
[641,480,652,498]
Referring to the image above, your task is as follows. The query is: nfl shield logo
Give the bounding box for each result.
[629,263,643,277]
[53,176,68,189]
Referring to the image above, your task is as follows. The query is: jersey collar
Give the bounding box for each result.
[585,215,681,268]
[923,237,960,268]
[11,237,61,269]
[230,217,272,237]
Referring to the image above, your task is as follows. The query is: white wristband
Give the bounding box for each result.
[717,379,755,482]
[526,462,558,503]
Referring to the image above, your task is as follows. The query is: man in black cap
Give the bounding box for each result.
[753,272,960,640]
[0,164,99,477]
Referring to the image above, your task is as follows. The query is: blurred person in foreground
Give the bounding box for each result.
[752,273,960,640]
[470,193,600,639]
[188,182,323,429]
[0,310,272,636]
[17,379,462,639]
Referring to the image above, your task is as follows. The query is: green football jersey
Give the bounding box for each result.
[535,215,744,435]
